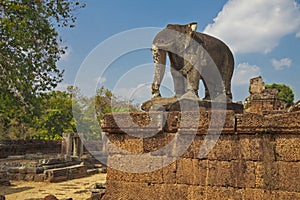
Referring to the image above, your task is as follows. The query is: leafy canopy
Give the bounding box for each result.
[0,0,85,109]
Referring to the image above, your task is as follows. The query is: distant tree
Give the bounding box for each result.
[33,91,76,140]
[265,83,294,107]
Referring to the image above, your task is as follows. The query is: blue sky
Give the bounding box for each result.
[57,0,300,103]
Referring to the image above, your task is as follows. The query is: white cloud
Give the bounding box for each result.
[271,58,292,70]
[204,0,300,54]
[55,82,71,91]
[113,83,152,103]
[96,76,107,84]
[232,63,261,85]
[60,46,72,61]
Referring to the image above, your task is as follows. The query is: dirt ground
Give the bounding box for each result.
[0,173,106,200]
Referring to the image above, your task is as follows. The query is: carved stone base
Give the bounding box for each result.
[141,97,243,113]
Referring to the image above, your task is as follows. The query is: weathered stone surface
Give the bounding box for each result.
[277,162,300,192]
[106,134,144,154]
[276,190,300,200]
[288,100,300,112]
[102,110,300,199]
[142,98,243,113]
[0,140,61,159]
[244,76,285,114]
[176,158,199,185]
[0,170,10,186]
[102,181,161,200]
[107,154,164,175]
[101,112,164,135]
[235,113,265,133]
[45,168,68,182]
[266,112,300,133]
[45,165,87,182]
[243,188,277,200]
[206,135,239,160]
[239,134,276,161]
[275,135,300,161]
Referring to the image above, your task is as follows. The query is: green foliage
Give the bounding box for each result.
[33,90,76,139]
[265,83,294,107]
[0,0,84,139]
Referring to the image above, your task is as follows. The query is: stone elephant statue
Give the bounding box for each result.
[151,22,234,102]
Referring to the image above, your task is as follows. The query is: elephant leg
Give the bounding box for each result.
[151,47,167,98]
[186,66,200,97]
[202,78,211,100]
[171,67,186,97]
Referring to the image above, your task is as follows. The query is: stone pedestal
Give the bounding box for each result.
[100,110,300,200]
[141,97,243,113]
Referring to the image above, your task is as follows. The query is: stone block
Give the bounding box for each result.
[254,162,279,190]
[190,186,244,200]
[243,188,277,200]
[101,112,164,134]
[45,168,68,182]
[277,162,300,192]
[235,113,265,133]
[107,166,163,184]
[266,112,300,133]
[165,111,180,133]
[165,134,196,158]
[160,184,190,200]
[275,135,300,161]
[207,161,234,187]
[193,160,209,186]
[7,167,19,174]
[239,134,275,161]
[107,154,163,176]
[102,181,164,200]
[206,135,239,160]
[67,165,87,180]
[143,133,173,153]
[275,190,300,200]
[232,161,256,188]
[34,174,46,182]
[162,160,177,184]
[106,134,144,154]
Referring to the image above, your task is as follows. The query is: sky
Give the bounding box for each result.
[57,0,300,104]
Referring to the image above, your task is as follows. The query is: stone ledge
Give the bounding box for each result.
[102,111,300,135]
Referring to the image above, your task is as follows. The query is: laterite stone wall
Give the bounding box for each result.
[101,111,300,200]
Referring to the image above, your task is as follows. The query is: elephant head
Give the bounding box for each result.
[151,22,199,98]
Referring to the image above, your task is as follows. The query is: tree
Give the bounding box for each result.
[265,83,294,107]
[33,90,76,140]
[0,0,85,136]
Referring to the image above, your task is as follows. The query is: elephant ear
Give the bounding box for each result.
[188,22,197,33]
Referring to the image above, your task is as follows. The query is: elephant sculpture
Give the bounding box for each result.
[151,22,234,102]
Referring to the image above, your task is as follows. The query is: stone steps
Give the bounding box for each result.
[44,164,88,182]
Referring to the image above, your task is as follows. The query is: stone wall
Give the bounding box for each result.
[0,140,61,159]
[101,111,300,200]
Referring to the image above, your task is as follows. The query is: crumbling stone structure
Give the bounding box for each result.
[0,170,10,186]
[0,140,61,159]
[61,132,84,157]
[244,76,284,114]
[100,110,300,199]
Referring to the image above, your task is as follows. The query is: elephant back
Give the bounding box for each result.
[194,32,234,76]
